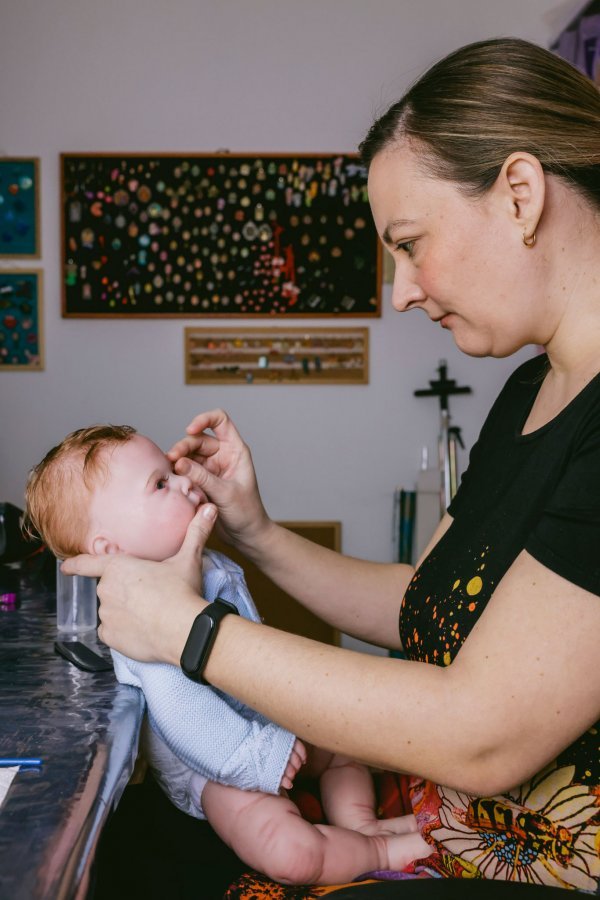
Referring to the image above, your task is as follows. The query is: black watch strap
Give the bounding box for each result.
[180,598,239,684]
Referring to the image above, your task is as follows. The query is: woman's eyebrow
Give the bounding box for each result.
[382,218,416,246]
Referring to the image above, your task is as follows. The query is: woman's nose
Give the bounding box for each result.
[391,262,426,312]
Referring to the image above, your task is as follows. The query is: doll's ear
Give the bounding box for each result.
[90,534,121,556]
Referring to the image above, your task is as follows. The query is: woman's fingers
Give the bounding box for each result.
[167,409,236,462]
[185,408,234,437]
[167,432,220,463]
[173,457,227,502]
[173,503,218,582]
[61,553,110,578]
[168,409,266,549]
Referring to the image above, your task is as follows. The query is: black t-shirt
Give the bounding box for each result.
[399,354,599,893]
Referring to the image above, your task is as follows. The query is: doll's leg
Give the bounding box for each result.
[320,753,420,838]
[201,780,429,885]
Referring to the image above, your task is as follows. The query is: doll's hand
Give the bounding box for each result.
[280,738,307,790]
[167,409,271,551]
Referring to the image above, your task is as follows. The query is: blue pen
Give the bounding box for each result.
[0,758,42,767]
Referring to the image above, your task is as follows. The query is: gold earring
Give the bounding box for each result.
[523,231,536,248]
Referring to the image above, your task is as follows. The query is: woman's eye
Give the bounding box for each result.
[396,240,415,257]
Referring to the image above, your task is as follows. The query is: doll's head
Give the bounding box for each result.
[25,425,204,561]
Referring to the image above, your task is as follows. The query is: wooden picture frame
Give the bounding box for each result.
[0,158,41,258]
[61,153,381,318]
[185,326,369,385]
[0,269,44,370]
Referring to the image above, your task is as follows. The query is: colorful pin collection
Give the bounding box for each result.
[62,154,379,316]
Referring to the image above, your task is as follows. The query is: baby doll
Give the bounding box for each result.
[25,425,428,885]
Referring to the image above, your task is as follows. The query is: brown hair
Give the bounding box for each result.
[24,425,136,559]
[359,38,600,210]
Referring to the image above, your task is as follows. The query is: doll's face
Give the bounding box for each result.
[88,435,206,561]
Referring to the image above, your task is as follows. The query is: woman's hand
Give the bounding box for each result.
[168,409,271,551]
[62,504,218,664]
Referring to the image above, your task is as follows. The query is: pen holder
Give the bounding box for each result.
[56,559,98,633]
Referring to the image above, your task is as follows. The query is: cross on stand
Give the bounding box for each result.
[414,360,472,509]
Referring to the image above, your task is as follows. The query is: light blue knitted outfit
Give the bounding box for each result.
[111,549,296,819]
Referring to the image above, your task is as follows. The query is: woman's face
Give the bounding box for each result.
[368,143,541,358]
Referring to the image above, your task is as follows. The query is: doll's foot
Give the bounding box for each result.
[381,830,431,871]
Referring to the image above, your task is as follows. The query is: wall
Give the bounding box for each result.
[0,2,579,642]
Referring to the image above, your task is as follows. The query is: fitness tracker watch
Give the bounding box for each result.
[180,598,239,684]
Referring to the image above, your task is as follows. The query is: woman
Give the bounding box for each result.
[66,38,600,893]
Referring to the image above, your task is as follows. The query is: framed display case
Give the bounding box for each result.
[61,153,380,318]
[184,326,369,385]
[0,158,40,258]
[0,269,44,370]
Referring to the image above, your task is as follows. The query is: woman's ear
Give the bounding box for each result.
[90,534,121,556]
[497,152,545,243]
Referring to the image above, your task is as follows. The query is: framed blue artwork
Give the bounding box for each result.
[0,270,44,370]
[0,158,41,258]
[61,153,381,317]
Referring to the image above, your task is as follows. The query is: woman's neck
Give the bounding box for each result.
[540,197,600,381]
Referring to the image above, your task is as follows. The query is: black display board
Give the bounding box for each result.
[61,154,381,317]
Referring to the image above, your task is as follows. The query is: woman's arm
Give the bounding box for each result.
[230,519,413,649]
[199,549,599,796]
[65,510,600,798]
[168,409,420,648]
[240,511,455,647]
